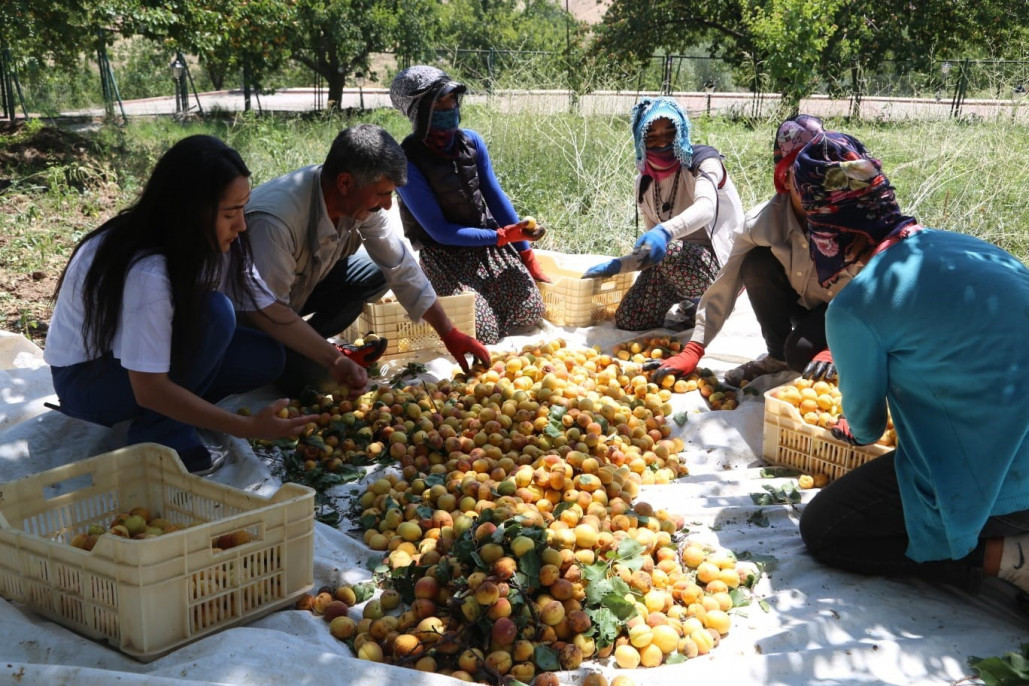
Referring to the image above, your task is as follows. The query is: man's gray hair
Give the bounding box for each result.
[322,123,407,188]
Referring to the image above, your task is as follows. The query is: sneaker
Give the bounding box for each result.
[724,354,790,387]
[179,444,227,476]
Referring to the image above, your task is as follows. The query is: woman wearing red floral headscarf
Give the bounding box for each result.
[796,132,1029,606]
[651,114,849,387]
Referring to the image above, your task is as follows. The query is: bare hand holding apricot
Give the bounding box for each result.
[329,355,368,396]
[251,398,318,440]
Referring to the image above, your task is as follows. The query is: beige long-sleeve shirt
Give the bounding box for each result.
[691,193,858,347]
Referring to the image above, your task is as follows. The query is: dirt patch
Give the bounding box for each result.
[1,121,117,346]
[0,121,97,191]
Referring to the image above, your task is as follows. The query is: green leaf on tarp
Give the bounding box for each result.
[614,537,644,560]
[673,411,689,426]
[760,466,802,478]
[729,587,751,607]
[352,581,375,603]
[665,651,688,664]
[968,643,1029,686]
[750,483,802,507]
[586,606,621,647]
[602,591,637,620]
[747,509,770,527]
[534,644,561,671]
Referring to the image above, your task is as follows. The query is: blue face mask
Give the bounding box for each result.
[431,106,460,131]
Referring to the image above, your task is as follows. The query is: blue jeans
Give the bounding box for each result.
[299,248,388,338]
[50,292,285,453]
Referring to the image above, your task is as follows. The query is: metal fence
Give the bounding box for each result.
[2,38,1028,121]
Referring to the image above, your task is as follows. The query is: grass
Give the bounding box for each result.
[1,109,1027,345]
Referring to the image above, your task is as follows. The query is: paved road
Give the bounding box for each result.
[55,87,1029,123]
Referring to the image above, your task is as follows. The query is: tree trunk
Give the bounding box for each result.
[327,69,346,110]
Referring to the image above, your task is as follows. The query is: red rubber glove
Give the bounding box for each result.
[336,336,388,368]
[645,342,706,383]
[495,219,538,247]
[519,248,552,283]
[442,327,490,373]
[802,348,836,382]
[830,416,870,446]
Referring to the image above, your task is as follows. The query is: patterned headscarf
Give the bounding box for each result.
[630,97,693,176]
[773,114,824,194]
[793,131,918,287]
[389,65,467,143]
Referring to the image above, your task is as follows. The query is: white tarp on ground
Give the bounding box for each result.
[0,288,1024,686]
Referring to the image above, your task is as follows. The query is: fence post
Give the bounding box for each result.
[661,55,672,95]
[0,44,13,120]
[96,29,115,118]
[487,48,495,94]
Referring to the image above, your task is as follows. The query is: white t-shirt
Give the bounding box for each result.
[44,236,276,372]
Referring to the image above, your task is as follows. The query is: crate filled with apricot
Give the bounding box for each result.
[762,378,893,484]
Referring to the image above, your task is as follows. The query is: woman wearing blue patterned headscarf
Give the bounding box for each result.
[584,97,744,332]
[797,132,1029,609]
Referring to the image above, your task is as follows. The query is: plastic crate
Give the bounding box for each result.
[533,252,637,328]
[762,386,891,482]
[341,292,476,361]
[0,443,315,661]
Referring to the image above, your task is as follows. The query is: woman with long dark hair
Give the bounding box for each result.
[45,135,365,474]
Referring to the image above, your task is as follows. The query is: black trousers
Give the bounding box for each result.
[741,247,827,372]
[799,451,1029,592]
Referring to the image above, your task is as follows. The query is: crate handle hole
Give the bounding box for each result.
[41,473,96,501]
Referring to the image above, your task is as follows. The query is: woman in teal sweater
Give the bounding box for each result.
[796,132,1029,605]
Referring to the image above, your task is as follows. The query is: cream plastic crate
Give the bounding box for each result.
[341,292,476,361]
[0,443,315,661]
[533,252,638,328]
[762,386,891,482]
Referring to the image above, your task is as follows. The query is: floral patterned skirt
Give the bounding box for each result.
[615,241,720,331]
[420,244,545,344]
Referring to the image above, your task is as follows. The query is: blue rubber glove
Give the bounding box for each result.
[634,224,673,267]
[583,258,622,279]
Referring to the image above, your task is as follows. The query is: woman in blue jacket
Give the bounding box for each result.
[389,66,549,344]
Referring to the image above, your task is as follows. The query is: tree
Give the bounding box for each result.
[590,0,1029,112]
[433,0,576,88]
[120,0,295,97]
[288,0,398,108]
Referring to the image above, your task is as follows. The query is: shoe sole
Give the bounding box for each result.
[190,451,227,477]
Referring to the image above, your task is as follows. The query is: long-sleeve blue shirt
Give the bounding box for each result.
[396,129,529,252]
[826,229,1029,562]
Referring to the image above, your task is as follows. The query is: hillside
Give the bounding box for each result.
[561,0,611,24]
